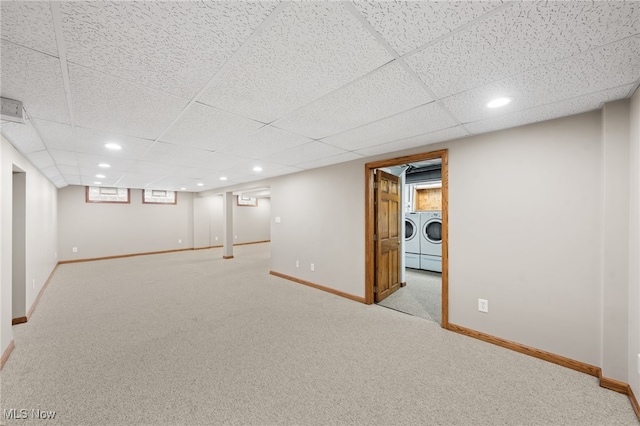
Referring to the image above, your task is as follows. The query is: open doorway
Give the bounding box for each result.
[365,150,448,328]
[12,167,27,324]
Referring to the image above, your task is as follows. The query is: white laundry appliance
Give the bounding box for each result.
[404,212,421,269]
[420,211,442,272]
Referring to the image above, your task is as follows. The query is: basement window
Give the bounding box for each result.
[143,189,176,205]
[85,186,130,203]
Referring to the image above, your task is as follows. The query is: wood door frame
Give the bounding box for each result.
[364,149,449,328]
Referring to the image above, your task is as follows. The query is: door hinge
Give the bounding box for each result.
[373,233,377,241]
[373,286,378,293]
[373,182,378,189]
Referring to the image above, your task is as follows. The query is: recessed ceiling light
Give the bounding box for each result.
[104,143,122,150]
[180,187,186,190]
[253,166,262,172]
[197,183,204,187]
[487,97,512,108]
[220,176,228,181]
[95,174,106,178]
[98,163,110,168]
[94,181,102,185]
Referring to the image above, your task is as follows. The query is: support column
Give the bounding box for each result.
[222,192,234,259]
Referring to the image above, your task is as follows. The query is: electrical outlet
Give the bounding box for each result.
[54,251,57,259]
[32,279,35,290]
[72,247,77,253]
[296,260,299,268]
[178,239,182,244]
[215,236,218,241]
[637,354,640,375]
[311,263,315,272]
[478,299,489,313]
[234,235,237,239]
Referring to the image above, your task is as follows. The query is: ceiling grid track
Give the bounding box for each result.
[49,2,82,180]
[343,1,471,135]
[119,2,291,189]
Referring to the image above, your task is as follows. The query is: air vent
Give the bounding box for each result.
[1,97,25,124]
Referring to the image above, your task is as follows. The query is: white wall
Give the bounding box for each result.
[1,135,58,360]
[269,109,625,368]
[193,194,270,248]
[270,162,365,297]
[601,99,630,382]
[57,187,194,261]
[629,88,640,395]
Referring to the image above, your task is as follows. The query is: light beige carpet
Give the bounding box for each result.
[377,268,442,324]
[1,243,637,425]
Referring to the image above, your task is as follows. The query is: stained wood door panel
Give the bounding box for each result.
[375,170,401,303]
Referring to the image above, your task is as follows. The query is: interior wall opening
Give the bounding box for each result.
[12,167,26,323]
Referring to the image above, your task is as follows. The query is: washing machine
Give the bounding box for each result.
[420,211,442,272]
[404,212,421,269]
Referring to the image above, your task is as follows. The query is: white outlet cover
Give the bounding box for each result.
[478,298,489,313]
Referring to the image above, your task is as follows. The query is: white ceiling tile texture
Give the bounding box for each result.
[160,102,264,151]
[32,119,76,152]
[69,64,189,140]
[406,1,640,99]
[465,84,636,135]
[352,0,505,55]
[355,126,469,157]
[0,41,70,124]
[0,1,58,56]
[322,102,457,152]
[218,125,312,160]
[0,121,46,154]
[273,62,434,139]
[262,141,349,167]
[442,36,640,124]
[1,1,637,192]
[59,1,278,99]
[73,127,155,159]
[198,2,394,123]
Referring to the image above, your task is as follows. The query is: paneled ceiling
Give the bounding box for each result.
[1,1,638,192]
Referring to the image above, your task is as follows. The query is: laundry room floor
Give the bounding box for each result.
[376,269,442,324]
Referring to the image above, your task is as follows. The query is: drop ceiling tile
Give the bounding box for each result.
[352,0,505,55]
[1,121,46,154]
[50,175,67,188]
[296,152,364,170]
[75,153,135,172]
[355,126,469,157]
[74,126,154,160]
[262,141,349,167]
[259,166,303,178]
[273,62,434,139]
[57,164,81,175]
[0,41,70,123]
[127,161,177,176]
[69,64,188,140]
[465,84,635,135]
[0,1,58,56]
[160,103,263,151]
[49,149,78,167]
[40,166,62,180]
[60,1,278,99]
[442,37,640,124]
[26,150,55,169]
[322,102,457,152]
[170,166,214,180]
[112,173,164,189]
[82,176,121,187]
[223,158,289,175]
[62,174,81,185]
[199,2,394,123]
[32,119,75,151]
[406,1,640,98]
[141,142,245,170]
[218,125,311,159]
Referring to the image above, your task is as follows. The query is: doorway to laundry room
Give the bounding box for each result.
[365,150,448,327]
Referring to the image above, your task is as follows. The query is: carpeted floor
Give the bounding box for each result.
[1,243,637,425]
[376,268,442,324]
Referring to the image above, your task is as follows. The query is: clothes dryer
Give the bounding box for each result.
[420,211,442,272]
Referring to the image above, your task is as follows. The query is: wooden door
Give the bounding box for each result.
[374,170,401,302]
